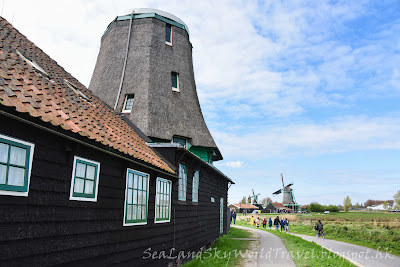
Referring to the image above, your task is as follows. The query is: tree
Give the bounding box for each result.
[383,201,388,209]
[343,196,352,212]
[327,205,339,212]
[394,190,400,210]
[247,195,251,204]
[239,196,247,204]
[261,197,272,206]
[308,202,324,212]
[355,203,360,210]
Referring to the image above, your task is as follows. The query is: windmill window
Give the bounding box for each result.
[124,169,149,226]
[155,177,171,223]
[178,163,187,201]
[192,170,199,202]
[69,156,100,202]
[171,72,179,92]
[165,23,172,45]
[0,134,34,197]
[122,94,134,113]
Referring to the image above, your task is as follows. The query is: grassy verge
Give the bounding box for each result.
[292,212,400,257]
[236,220,356,267]
[182,227,253,267]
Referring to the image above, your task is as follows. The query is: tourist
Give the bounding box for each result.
[250,215,255,227]
[262,217,267,228]
[280,218,285,231]
[256,216,260,228]
[268,217,272,229]
[285,218,289,232]
[232,210,237,225]
[274,216,279,230]
[316,220,324,237]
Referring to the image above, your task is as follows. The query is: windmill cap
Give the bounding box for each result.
[123,8,190,35]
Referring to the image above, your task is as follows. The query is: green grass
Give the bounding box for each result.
[236,219,357,267]
[182,227,252,267]
[292,212,400,256]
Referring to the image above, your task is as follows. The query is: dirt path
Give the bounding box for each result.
[232,225,296,266]
[291,233,400,267]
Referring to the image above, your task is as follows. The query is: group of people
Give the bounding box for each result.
[249,216,289,232]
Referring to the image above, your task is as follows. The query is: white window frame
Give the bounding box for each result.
[155,177,172,224]
[69,156,100,202]
[192,170,199,202]
[122,94,134,113]
[165,23,173,46]
[171,72,180,92]
[178,163,187,201]
[0,134,35,197]
[123,168,150,226]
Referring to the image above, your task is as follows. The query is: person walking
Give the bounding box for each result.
[262,217,267,228]
[316,220,324,237]
[232,210,237,225]
[256,216,261,228]
[280,219,285,232]
[268,217,272,229]
[250,215,255,227]
[274,216,279,230]
[285,218,289,232]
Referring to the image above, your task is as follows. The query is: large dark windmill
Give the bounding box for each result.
[272,174,299,212]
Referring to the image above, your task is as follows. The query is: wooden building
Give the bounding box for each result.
[0,10,232,267]
[228,203,259,213]
[262,202,294,213]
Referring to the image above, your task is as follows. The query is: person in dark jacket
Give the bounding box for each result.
[268,217,272,229]
[232,210,237,224]
[316,220,324,236]
[280,219,285,231]
[274,216,279,230]
[262,217,267,228]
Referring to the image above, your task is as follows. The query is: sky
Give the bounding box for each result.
[3,0,400,206]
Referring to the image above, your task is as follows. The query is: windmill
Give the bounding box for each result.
[272,173,299,212]
[251,189,261,205]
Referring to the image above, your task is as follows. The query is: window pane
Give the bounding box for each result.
[137,206,142,219]
[134,174,138,188]
[138,190,142,205]
[142,177,147,191]
[133,189,138,204]
[74,178,84,193]
[142,191,146,205]
[0,165,6,184]
[127,205,132,221]
[132,205,137,220]
[84,180,94,194]
[165,24,171,42]
[128,173,133,188]
[127,189,133,204]
[9,146,26,166]
[8,167,25,186]
[142,206,146,219]
[0,143,8,163]
[76,163,86,178]
[171,72,178,88]
[86,165,95,180]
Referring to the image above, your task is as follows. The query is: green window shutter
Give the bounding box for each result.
[0,136,34,195]
[70,157,100,201]
[124,169,149,225]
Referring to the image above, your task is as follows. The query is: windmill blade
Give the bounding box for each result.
[286,183,293,187]
[252,189,255,195]
[281,173,285,188]
[273,189,282,195]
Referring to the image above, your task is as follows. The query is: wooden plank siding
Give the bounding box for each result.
[0,114,229,266]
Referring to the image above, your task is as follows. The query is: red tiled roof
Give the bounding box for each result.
[0,17,174,173]
[230,204,258,209]
[271,202,293,210]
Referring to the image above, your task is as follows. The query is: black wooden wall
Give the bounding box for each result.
[0,114,229,266]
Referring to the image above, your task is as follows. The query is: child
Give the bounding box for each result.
[269,217,272,229]
[256,217,260,228]
[262,218,267,228]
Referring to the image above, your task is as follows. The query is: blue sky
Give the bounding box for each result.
[3,0,400,206]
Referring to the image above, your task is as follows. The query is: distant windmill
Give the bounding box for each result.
[272,173,298,211]
[251,189,261,204]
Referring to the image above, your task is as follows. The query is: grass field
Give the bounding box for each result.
[182,227,252,267]
[237,211,400,257]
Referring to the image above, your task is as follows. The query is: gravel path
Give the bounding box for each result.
[291,233,400,267]
[232,225,296,266]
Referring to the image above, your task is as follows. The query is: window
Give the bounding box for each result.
[192,170,199,202]
[124,169,149,226]
[122,94,134,113]
[0,134,34,197]
[155,177,171,223]
[211,197,215,203]
[178,163,187,201]
[172,136,191,149]
[69,156,100,202]
[165,23,172,45]
[171,72,179,92]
